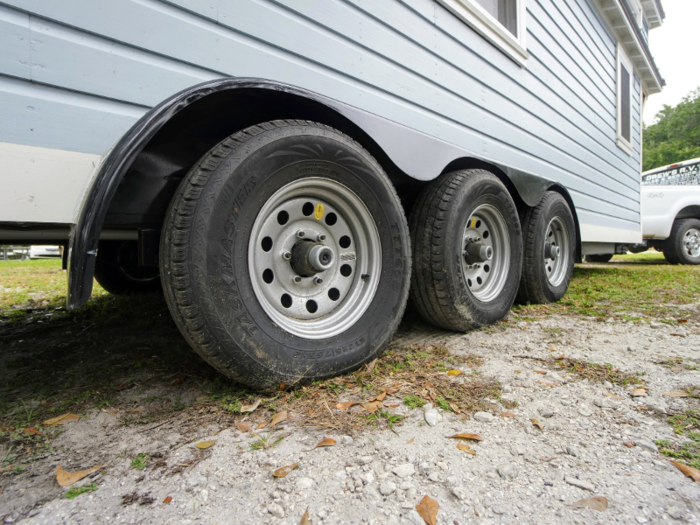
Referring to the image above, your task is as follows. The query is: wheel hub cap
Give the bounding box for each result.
[684,228,700,258]
[544,217,570,286]
[461,204,510,302]
[248,177,381,339]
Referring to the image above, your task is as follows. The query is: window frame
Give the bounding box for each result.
[616,43,635,155]
[437,0,528,66]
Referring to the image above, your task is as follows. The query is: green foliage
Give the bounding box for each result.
[435,397,452,412]
[403,395,425,409]
[644,88,700,171]
[656,410,700,469]
[66,483,97,499]
[131,453,147,470]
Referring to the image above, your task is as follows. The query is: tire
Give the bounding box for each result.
[516,192,575,304]
[409,169,522,331]
[160,120,411,390]
[663,218,700,265]
[585,254,613,263]
[94,240,161,294]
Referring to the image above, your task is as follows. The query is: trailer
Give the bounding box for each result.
[0,0,665,388]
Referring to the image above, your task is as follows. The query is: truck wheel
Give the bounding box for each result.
[585,254,613,263]
[93,240,160,294]
[410,169,522,331]
[160,120,410,390]
[516,192,575,304]
[663,218,700,265]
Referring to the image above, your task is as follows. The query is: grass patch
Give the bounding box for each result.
[656,410,700,469]
[65,483,97,499]
[549,357,645,386]
[0,259,107,311]
[280,344,499,433]
[249,433,284,451]
[513,256,700,320]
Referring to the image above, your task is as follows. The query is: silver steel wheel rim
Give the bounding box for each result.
[544,216,570,287]
[684,228,700,258]
[248,177,381,339]
[461,204,510,302]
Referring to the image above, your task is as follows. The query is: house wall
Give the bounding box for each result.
[0,0,642,241]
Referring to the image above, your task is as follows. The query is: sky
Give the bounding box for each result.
[643,0,700,124]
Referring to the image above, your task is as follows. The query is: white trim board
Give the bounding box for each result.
[579,222,642,244]
[0,142,102,224]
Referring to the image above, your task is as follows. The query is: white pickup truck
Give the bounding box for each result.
[586,158,700,264]
[640,158,700,264]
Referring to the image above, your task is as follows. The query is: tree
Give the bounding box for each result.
[643,88,700,171]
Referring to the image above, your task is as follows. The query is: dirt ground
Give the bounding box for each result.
[1,258,700,524]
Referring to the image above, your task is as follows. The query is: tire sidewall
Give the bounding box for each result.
[446,172,522,325]
[187,125,409,386]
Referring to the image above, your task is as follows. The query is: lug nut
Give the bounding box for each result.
[297,230,305,238]
[293,275,302,283]
[317,234,326,242]
[283,251,292,261]
[314,276,324,285]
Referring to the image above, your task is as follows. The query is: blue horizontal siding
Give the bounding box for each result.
[0,0,644,230]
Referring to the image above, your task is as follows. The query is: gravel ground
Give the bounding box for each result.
[3,314,700,525]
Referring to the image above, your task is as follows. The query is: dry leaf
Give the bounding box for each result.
[447,433,483,441]
[279,382,285,391]
[170,376,185,386]
[270,411,288,428]
[456,443,476,455]
[236,421,253,433]
[630,388,648,397]
[670,460,700,482]
[315,438,336,448]
[449,402,461,414]
[273,463,299,478]
[385,403,400,408]
[300,507,313,525]
[256,421,268,430]
[374,392,387,402]
[623,441,635,448]
[534,370,547,375]
[663,391,690,398]
[538,381,558,387]
[531,418,544,430]
[23,427,42,435]
[514,370,522,373]
[603,392,622,399]
[241,399,261,413]
[43,413,80,426]
[568,496,608,511]
[362,401,381,414]
[365,359,377,374]
[447,370,463,376]
[347,387,362,395]
[670,333,686,338]
[407,438,415,444]
[415,495,439,525]
[196,440,216,450]
[163,496,173,504]
[678,319,688,323]
[336,401,358,410]
[499,412,516,418]
[56,465,103,487]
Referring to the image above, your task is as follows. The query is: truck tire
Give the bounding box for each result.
[160,120,411,390]
[585,254,613,263]
[93,240,161,294]
[663,218,700,265]
[516,192,575,304]
[409,169,522,331]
